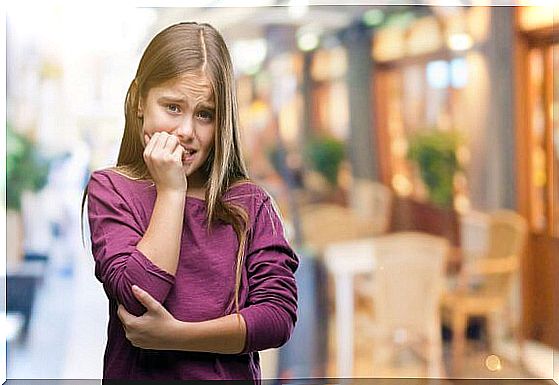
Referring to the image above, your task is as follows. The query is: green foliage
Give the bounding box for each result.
[407,129,462,207]
[305,136,345,186]
[7,124,51,211]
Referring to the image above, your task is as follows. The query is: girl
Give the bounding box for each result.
[82,22,299,381]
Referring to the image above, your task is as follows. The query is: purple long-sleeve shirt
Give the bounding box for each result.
[86,169,299,380]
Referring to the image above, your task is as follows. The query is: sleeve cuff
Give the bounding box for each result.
[238,305,294,354]
[113,247,176,315]
[129,246,176,284]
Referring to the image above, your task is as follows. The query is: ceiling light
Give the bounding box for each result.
[232,39,267,75]
[448,33,473,51]
[287,0,309,20]
[297,32,319,52]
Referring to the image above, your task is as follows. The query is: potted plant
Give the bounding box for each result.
[304,135,345,187]
[7,124,51,265]
[407,129,463,208]
[266,135,346,190]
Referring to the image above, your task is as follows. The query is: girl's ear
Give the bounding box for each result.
[137,97,144,118]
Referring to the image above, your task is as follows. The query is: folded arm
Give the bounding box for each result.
[117,193,299,354]
[118,285,247,354]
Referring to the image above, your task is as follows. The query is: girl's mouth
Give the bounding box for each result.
[182,150,197,163]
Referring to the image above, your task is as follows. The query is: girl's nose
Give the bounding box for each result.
[176,118,194,138]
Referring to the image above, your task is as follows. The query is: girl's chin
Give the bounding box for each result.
[182,156,210,178]
[182,162,200,176]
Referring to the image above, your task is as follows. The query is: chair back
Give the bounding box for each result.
[459,209,490,260]
[372,232,449,338]
[486,210,528,260]
[478,210,528,297]
[300,203,373,253]
[350,179,393,235]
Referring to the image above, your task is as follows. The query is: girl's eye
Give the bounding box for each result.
[196,110,214,121]
[167,104,181,113]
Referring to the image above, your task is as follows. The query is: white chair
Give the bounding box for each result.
[324,232,449,378]
[441,210,528,374]
[459,209,490,260]
[259,348,279,379]
[370,232,449,378]
[446,209,491,291]
[350,179,393,236]
[351,180,394,316]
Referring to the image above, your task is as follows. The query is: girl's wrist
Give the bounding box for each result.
[170,319,193,351]
[156,187,187,198]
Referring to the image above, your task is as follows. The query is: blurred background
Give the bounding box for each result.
[3,1,558,381]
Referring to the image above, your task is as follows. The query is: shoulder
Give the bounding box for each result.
[87,167,150,202]
[225,180,275,211]
[89,167,148,187]
[225,180,286,231]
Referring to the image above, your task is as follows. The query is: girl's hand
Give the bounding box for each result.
[117,285,182,350]
[143,132,187,193]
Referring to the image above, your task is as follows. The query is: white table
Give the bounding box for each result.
[323,238,377,377]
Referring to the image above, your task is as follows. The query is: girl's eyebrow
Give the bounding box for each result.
[157,96,187,103]
[157,96,215,109]
[197,102,215,109]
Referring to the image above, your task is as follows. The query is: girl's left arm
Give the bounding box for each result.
[117,285,247,354]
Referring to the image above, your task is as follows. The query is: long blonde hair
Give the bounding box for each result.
[81,22,251,314]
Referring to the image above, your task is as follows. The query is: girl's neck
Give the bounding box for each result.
[187,185,206,200]
[188,178,205,189]
[187,171,207,199]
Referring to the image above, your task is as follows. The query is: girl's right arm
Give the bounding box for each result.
[87,171,178,316]
[87,132,186,315]
[135,188,185,275]
[137,132,187,276]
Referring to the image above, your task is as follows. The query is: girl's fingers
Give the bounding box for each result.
[158,133,171,151]
[161,133,179,153]
[153,132,175,157]
[169,135,180,152]
[117,304,133,326]
[144,132,182,162]
[171,143,184,162]
[150,132,166,154]
[132,285,163,313]
[144,132,159,158]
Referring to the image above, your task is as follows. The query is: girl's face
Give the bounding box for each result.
[138,73,216,187]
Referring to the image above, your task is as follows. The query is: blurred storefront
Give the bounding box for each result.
[367,4,559,355]
[514,5,559,350]
[371,6,517,239]
[368,4,558,352]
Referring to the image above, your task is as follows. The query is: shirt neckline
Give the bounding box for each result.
[186,195,206,204]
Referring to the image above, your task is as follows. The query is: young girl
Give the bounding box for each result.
[82,22,298,380]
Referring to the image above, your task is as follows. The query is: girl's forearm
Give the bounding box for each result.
[136,189,185,275]
[170,314,247,354]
